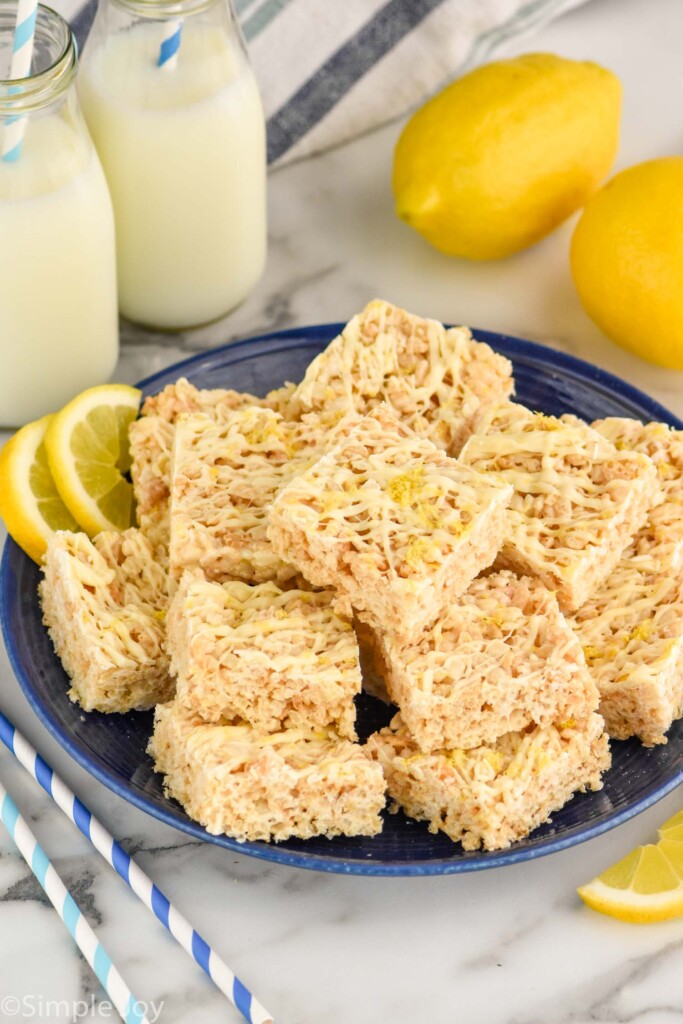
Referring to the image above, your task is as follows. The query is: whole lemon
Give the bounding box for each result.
[571,158,683,369]
[393,53,621,259]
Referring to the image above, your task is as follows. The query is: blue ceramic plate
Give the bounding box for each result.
[3,325,683,876]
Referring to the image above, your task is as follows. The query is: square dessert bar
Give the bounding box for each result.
[572,540,683,745]
[40,528,173,713]
[593,417,683,512]
[130,379,297,554]
[366,712,610,851]
[167,573,361,738]
[149,700,386,842]
[570,418,683,745]
[268,404,513,644]
[129,414,175,558]
[378,570,600,753]
[459,402,660,612]
[288,299,514,454]
[139,376,262,422]
[593,417,683,472]
[169,406,340,583]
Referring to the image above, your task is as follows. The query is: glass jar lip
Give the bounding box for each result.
[109,0,221,18]
[0,2,76,112]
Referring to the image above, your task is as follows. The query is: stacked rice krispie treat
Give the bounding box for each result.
[459,402,659,611]
[267,401,612,850]
[151,702,385,842]
[128,377,296,558]
[151,570,388,842]
[40,298,678,853]
[287,298,514,453]
[570,418,683,745]
[268,404,514,643]
[40,528,172,712]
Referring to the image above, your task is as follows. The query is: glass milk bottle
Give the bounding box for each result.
[78,0,267,330]
[0,4,118,427]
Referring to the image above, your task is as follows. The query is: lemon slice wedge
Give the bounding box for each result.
[0,415,80,563]
[578,815,683,923]
[658,808,683,843]
[44,384,142,536]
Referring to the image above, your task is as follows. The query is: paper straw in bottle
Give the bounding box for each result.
[157,17,182,69]
[2,0,38,161]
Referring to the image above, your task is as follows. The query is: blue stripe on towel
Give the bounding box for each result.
[266,0,449,163]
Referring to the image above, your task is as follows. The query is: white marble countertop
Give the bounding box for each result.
[2,0,683,1021]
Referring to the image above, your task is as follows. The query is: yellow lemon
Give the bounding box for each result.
[44,384,141,536]
[571,157,683,369]
[0,416,80,564]
[578,808,683,923]
[658,808,683,842]
[393,53,621,259]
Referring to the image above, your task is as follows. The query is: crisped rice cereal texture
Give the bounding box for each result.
[149,701,386,842]
[288,299,514,454]
[459,402,660,612]
[379,570,600,752]
[139,377,262,422]
[130,379,295,555]
[366,713,610,851]
[268,405,513,644]
[39,529,172,713]
[168,406,350,584]
[129,414,175,558]
[167,573,361,738]
[571,418,683,745]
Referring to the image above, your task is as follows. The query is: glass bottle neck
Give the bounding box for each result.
[0,3,77,115]
[106,0,232,20]
[85,0,247,75]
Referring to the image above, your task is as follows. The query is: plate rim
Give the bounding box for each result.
[3,323,683,876]
[135,322,683,431]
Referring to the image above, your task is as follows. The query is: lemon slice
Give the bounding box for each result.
[44,384,142,536]
[578,819,683,923]
[658,808,683,842]
[0,415,80,563]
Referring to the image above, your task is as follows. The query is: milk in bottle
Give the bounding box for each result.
[79,0,267,330]
[0,4,118,426]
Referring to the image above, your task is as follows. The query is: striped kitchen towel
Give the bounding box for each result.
[61,0,590,166]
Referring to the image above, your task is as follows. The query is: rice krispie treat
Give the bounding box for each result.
[149,700,386,842]
[569,419,683,745]
[459,402,660,611]
[139,377,262,422]
[268,404,513,645]
[592,418,683,479]
[169,406,348,583]
[130,379,296,555]
[592,418,683,522]
[40,528,172,713]
[129,414,175,558]
[167,573,361,738]
[572,542,683,745]
[379,570,600,752]
[288,299,514,454]
[366,712,610,851]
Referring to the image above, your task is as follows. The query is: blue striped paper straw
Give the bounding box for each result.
[0,710,274,1024]
[0,780,151,1024]
[157,19,182,69]
[1,0,38,162]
